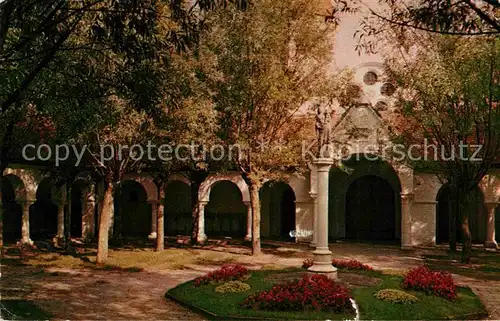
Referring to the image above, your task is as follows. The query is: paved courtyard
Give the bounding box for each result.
[1,242,499,320]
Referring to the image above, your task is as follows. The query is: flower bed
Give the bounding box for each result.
[332,259,374,271]
[242,274,354,313]
[302,258,374,271]
[195,264,250,286]
[403,266,457,300]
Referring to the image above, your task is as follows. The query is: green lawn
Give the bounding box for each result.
[167,268,488,320]
[349,270,487,320]
[424,252,500,281]
[167,268,354,320]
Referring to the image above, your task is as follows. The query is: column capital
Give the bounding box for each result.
[309,192,318,199]
[199,200,209,206]
[400,193,414,201]
[314,158,334,172]
[485,202,500,208]
[22,199,36,205]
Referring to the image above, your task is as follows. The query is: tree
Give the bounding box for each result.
[199,0,351,255]
[0,0,246,248]
[333,0,499,54]
[386,36,499,262]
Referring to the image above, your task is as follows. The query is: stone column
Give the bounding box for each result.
[401,193,414,249]
[21,200,34,245]
[244,201,252,241]
[197,201,208,243]
[56,186,67,240]
[309,192,318,248]
[82,184,96,240]
[148,200,158,239]
[308,158,337,278]
[485,203,498,249]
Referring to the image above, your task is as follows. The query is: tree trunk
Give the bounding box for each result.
[96,180,114,265]
[156,183,165,252]
[0,172,4,252]
[190,180,201,244]
[458,186,473,263]
[248,183,261,256]
[461,213,472,263]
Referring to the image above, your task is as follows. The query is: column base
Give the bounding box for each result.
[484,241,498,249]
[244,235,252,242]
[148,232,157,240]
[53,236,65,247]
[197,233,208,244]
[18,238,34,246]
[308,247,336,278]
[309,241,316,248]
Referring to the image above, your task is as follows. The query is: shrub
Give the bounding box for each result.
[332,259,374,271]
[302,258,313,269]
[195,264,250,286]
[403,266,457,300]
[215,281,251,293]
[382,269,407,277]
[242,274,354,313]
[374,289,419,304]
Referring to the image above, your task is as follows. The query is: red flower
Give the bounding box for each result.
[331,259,374,271]
[403,266,457,300]
[194,264,250,286]
[242,274,354,313]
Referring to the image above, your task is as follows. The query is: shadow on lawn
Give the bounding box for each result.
[0,300,52,320]
[423,251,500,281]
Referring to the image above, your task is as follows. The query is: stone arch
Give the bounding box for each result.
[478,173,500,204]
[115,180,151,239]
[2,174,25,242]
[395,165,414,195]
[31,177,58,240]
[122,173,158,202]
[166,174,191,187]
[328,154,402,240]
[164,180,192,236]
[260,181,296,240]
[198,173,249,203]
[4,168,42,201]
[436,183,487,244]
[4,174,27,202]
[205,180,247,238]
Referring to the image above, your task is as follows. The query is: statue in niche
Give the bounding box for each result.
[315,100,333,157]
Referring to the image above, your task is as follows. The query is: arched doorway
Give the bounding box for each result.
[260,181,296,241]
[2,176,22,242]
[31,179,58,240]
[329,156,401,241]
[436,184,487,244]
[70,183,83,237]
[205,181,246,238]
[116,180,151,239]
[164,180,192,236]
[345,175,397,240]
